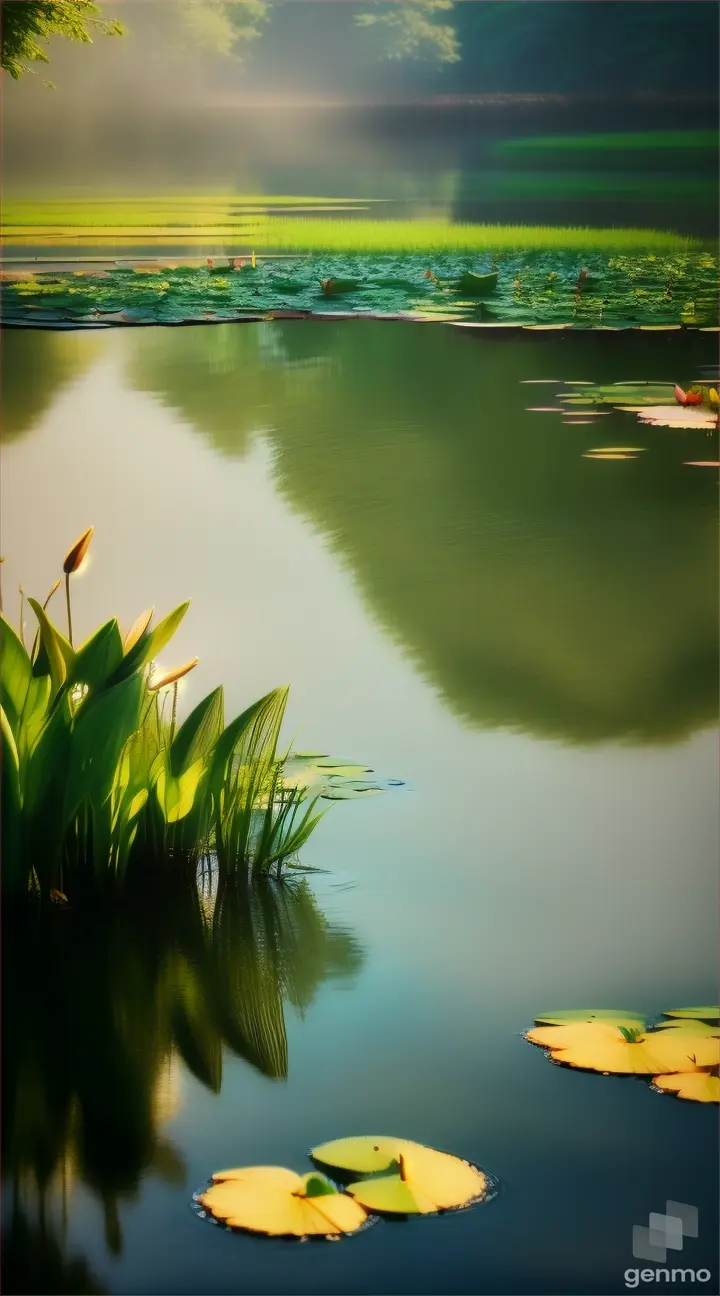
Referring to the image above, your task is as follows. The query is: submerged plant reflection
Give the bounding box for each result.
[2,880,363,1261]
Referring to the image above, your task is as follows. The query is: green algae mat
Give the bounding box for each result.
[2,251,716,329]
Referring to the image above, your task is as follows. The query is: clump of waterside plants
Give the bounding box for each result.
[1,529,381,905]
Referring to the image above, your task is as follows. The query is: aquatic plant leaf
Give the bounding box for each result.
[346,1146,487,1215]
[63,674,144,823]
[0,706,22,891]
[0,614,32,736]
[635,405,716,428]
[534,1009,646,1028]
[123,607,153,654]
[27,599,66,694]
[561,384,675,408]
[114,601,190,683]
[65,619,123,697]
[312,1135,409,1173]
[653,1071,720,1103]
[654,1020,720,1036]
[16,673,52,772]
[169,685,224,777]
[526,1022,719,1074]
[22,688,74,887]
[199,1165,368,1236]
[321,782,383,800]
[662,1006,720,1021]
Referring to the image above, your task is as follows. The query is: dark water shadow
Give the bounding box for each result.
[1,880,363,1283]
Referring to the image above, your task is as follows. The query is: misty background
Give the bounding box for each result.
[2,1,718,234]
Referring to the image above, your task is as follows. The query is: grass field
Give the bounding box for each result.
[495,130,720,154]
[0,206,703,254]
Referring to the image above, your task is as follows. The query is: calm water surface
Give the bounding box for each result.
[2,324,718,1295]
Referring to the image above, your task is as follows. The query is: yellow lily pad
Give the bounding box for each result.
[199,1165,368,1237]
[663,1006,720,1021]
[653,1071,720,1103]
[526,1023,719,1074]
[346,1148,487,1215]
[311,1135,414,1174]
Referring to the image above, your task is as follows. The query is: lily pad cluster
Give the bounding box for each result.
[2,250,717,329]
[198,1136,491,1238]
[525,1007,720,1102]
[559,381,719,431]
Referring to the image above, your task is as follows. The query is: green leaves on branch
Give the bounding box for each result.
[1,1,123,81]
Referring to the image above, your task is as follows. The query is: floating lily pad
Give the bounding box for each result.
[635,406,717,428]
[282,753,402,800]
[526,1022,719,1074]
[199,1165,368,1237]
[654,1020,720,1037]
[346,1147,487,1216]
[534,1009,646,1028]
[662,1006,720,1021]
[312,1135,413,1174]
[652,1071,720,1103]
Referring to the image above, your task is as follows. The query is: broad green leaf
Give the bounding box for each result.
[113,601,190,684]
[28,599,67,694]
[0,614,32,736]
[169,685,224,778]
[65,619,123,696]
[64,674,144,823]
[32,619,74,673]
[16,673,52,774]
[156,758,205,823]
[22,689,74,888]
[1,705,22,883]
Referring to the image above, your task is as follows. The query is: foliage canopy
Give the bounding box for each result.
[0,0,123,80]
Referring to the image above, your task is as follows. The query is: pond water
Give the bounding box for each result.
[2,323,718,1295]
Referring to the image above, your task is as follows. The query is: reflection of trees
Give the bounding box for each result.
[130,322,719,744]
[2,1208,106,1296]
[1,331,105,444]
[2,881,362,1275]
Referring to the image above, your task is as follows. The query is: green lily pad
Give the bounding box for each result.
[534,1009,646,1028]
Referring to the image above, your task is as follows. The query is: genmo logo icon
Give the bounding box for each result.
[624,1201,713,1288]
